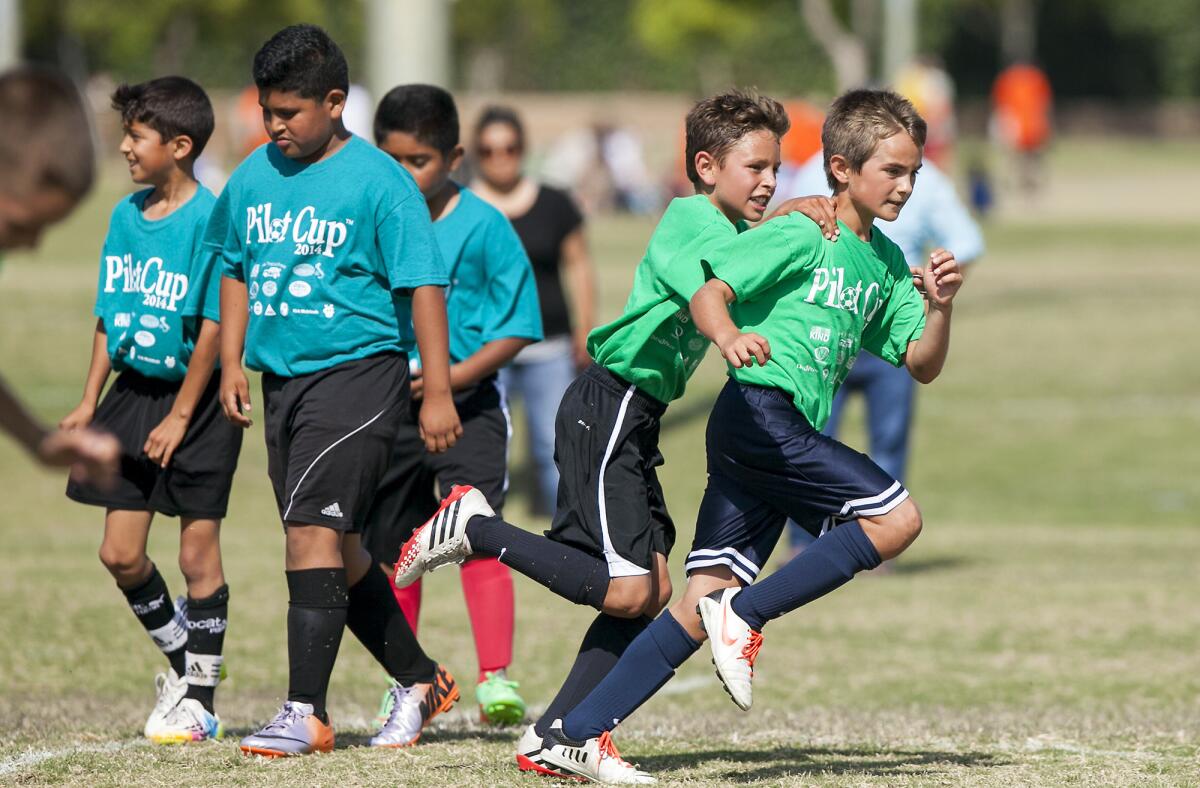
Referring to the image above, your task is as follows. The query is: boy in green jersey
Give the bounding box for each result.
[392,90,835,779]
[538,89,963,784]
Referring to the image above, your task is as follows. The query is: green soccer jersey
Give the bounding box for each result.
[708,216,926,430]
[588,195,747,404]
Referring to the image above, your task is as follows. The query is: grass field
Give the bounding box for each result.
[1,139,1198,786]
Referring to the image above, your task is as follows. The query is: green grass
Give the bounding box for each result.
[1,139,1198,785]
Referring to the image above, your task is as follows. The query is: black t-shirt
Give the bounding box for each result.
[509,185,584,339]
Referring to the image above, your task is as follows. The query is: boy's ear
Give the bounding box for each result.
[694,150,719,188]
[828,153,853,186]
[324,88,347,120]
[170,134,195,163]
[447,144,465,173]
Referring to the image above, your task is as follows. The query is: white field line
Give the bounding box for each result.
[658,674,716,696]
[0,740,146,776]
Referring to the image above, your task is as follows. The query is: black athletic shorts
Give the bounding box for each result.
[262,352,408,531]
[66,369,242,519]
[547,363,674,577]
[362,375,510,566]
[687,380,908,585]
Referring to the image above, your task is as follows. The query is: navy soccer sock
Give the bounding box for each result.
[533,613,651,738]
[560,611,699,741]
[731,521,881,631]
[466,515,610,609]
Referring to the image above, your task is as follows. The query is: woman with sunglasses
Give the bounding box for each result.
[470,106,597,517]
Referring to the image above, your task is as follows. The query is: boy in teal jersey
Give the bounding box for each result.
[538,90,964,784]
[61,77,239,745]
[0,67,120,484]
[212,26,462,757]
[391,90,836,779]
[364,84,542,728]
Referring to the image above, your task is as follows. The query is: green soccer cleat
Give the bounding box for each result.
[476,670,526,726]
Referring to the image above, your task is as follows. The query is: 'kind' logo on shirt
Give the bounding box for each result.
[104,254,190,312]
[245,202,350,259]
[804,267,885,323]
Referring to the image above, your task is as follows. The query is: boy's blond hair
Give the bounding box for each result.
[822,89,926,190]
[0,67,95,201]
[685,89,790,187]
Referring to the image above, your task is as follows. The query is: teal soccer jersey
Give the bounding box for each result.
[415,186,542,366]
[94,186,220,381]
[205,136,449,377]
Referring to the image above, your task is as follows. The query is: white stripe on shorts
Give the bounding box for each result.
[282,407,389,522]
[597,385,650,578]
[839,480,908,518]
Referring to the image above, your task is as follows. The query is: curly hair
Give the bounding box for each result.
[684,89,790,186]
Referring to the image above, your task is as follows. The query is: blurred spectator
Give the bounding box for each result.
[991,62,1053,194]
[895,57,957,168]
[544,123,659,214]
[470,106,597,516]
[780,151,985,553]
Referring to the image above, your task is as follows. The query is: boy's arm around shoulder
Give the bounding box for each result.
[904,248,963,384]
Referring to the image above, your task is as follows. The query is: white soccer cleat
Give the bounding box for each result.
[143,669,188,740]
[149,698,224,744]
[393,485,493,588]
[515,723,576,779]
[697,587,762,711]
[539,720,656,784]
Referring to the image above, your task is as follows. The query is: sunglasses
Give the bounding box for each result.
[478,144,521,159]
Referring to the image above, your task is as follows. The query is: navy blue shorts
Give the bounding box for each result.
[686,380,908,585]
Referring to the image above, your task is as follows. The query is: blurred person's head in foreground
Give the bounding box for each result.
[253,23,349,163]
[0,66,94,250]
[374,84,463,208]
[473,106,526,192]
[111,76,214,188]
[822,89,926,224]
[685,89,790,224]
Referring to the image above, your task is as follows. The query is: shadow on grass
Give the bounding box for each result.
[886,555,972,575]
[637,745,1006,782]
[333,726,517,749]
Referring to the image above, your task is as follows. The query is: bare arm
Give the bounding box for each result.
[689,279,771,368]
[144,318,220,467]
[218,276,253,428]
[60,319,112,431]
[1,373,120,484]
[413,337,533,398]
[411,285,462,452]
[560,228,597,369]
[904,249,963,384]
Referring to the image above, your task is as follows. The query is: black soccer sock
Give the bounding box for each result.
[466,515,610,609]
[731,521,881,630]
[183,585,229,713]
[346,566,437,685]
[121,564,187,677]
[286,568,349,721]
[533,613,651,737]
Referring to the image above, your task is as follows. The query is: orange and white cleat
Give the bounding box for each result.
[697,587,762,711]
[370,664,460,747]
[539,721,655,784]
[393,485,493,589]
[239,701,334,757]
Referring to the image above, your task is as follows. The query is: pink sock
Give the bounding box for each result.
[392,577,422,636]
[460,556,514,682]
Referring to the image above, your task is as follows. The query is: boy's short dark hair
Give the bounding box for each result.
[374,84,459,155]
[822,89,927,189]
[473,106,525,151]
[685,90,790,187]
[253,24,349,101]
[111,76,215,159]
[0,66,94,200]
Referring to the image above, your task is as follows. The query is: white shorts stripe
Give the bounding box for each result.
[597,385,650,578]
[684,556,757,586]
[855,487,910,517]
[283,407,389,522]
[685,547,761,576]
[496,379,513,496]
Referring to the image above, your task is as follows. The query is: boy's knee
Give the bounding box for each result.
[99,544,148,583]
[897,501,923,546]
[603,579,655,618]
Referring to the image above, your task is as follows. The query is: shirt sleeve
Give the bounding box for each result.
[655,218,737,299]
[479,214,544,344]
[203,184,246,282]
[705,213,824,303]
[182,215,222,323]
[861,245,927,366]
[94,203,124,318]
[549,187,584,237]
[377,192,450,290]
[922,168,985,265]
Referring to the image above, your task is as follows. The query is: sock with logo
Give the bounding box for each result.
[347,566,437,685]
[560,611,699,741]
[120,564,187,677]
[533,613,651,738]
[286,568,348,721]
[460,556,514,681]
[731,521,881,631]
[392,577,421,635]
[465,515,609,609]
[183,584,229,713]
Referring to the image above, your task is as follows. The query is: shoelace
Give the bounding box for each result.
[383,685,422,728]
[740,629,764,673]
[152,673,178,715]
[482,672,519,690]
[597,731,635,768]
[261,703,306,734]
